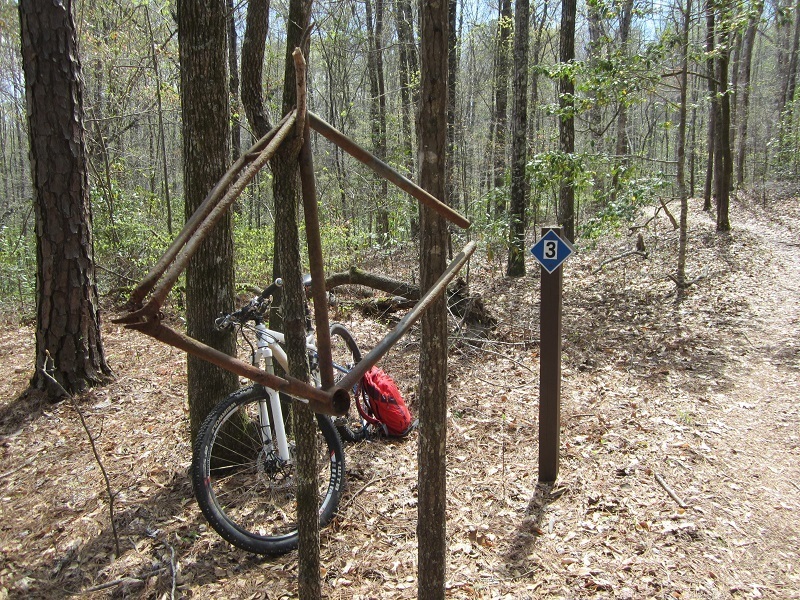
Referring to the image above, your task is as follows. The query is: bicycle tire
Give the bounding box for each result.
[329,323,368,442]
[191,385,345,555]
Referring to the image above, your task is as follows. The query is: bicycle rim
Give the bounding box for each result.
[192,386,344,555]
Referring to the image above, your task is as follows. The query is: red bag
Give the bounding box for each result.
[357,367,415,437]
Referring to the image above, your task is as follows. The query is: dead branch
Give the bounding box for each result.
[592,250,648,274]
[325,268,496,330]
[654,472,688,509]
[41,352,121,558]
[659,197,679,229]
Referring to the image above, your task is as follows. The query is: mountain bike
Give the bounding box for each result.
[190,277,362,555]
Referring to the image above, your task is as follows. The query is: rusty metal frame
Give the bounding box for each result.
[116,52,473,416]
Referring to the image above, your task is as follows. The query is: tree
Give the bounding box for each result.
[610,0,634,208]
[489,0,512,215]
[365,0,390,243]
[703,0,716,211]
[557,0,577,242]
[18,0,113,396]
[177,0,239,442]
[241,0,272,139]
[736,0,764,188]
[270,0,319,595]
[507,0,529,277]
[713,3,733,232]
[676,0,693,298]
[417,0,449,595]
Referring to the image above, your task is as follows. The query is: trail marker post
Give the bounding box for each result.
[530,227,573,482]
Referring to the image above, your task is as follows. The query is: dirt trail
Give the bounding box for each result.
[0,194,799,599]
[704,200,800,597]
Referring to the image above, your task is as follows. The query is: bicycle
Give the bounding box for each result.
[190,276,363,555]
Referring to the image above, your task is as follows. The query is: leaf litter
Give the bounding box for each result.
[1,191,799,598]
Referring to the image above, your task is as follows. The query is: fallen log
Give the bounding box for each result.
[324,267,496,331]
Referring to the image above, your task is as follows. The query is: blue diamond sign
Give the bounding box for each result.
[531,229,575,273]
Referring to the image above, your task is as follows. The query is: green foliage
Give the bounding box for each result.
[0,224,36,309]
[580,172,669,238]
[92,184,174,292]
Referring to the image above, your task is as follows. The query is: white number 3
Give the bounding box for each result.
[544,240,557,260]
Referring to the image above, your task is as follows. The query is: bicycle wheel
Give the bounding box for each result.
[329,323,367,442]
[192,385,345,555]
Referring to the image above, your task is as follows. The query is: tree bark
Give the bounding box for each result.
[610,0,634,208]
[714,8,732,232]
[177,0,239,442]
[271,0,319,595]
[491,0,513,216]
[676,0,693,298]
[703,0,716,211]
[507,0,529,277]
[736,0,764,188]
[365,0,390,243]
[19,0,113,397]
[227,0,241,161]
[241,0,272,139]
[558,0,577,242]
[417,0,449,596]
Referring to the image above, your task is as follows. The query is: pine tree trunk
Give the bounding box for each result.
[178,0,239,442]
[507,0,529,277]
[19,0,113,397]
[417,0,449,595]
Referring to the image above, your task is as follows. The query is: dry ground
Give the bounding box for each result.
[1,191,798,599]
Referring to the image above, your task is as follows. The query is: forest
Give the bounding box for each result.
[1,0,798,303]
[1,0,800,597]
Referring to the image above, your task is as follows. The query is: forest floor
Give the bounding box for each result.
[1,190,799,599]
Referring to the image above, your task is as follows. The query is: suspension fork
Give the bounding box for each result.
[255,323,291,462]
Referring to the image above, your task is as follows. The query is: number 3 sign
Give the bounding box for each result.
[530,229,574,273]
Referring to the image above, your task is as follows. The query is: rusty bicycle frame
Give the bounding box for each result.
[115,50,475,417]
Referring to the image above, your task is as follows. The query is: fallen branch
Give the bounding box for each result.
[592,250,648,274]
[326,268,496,330]
[79,568,166,594]
[654,472,688,509]
[41,352,121,558]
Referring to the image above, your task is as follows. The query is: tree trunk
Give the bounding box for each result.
[736,0,764,188]
[446,0,459,211]
[507,0,529,277]
[703,0,716,211]
[178,0,239,442]
[558,0,577,242]
[241,0,272,139]
[271,0,319,595]
[395,0,419,236]
[365,0,389,243]
[19,0,113,397]
[227,0,241,161]
[610,0,634,208]
[417,0,449,595]
[676,0,693,298]
[714,10,732,232]
[491,0,512,216]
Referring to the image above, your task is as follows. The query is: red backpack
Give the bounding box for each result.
[357,367,415,437]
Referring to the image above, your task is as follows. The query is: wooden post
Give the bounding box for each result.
[539,226,563,482]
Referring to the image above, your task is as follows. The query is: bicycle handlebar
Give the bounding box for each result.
[214,278,284,330]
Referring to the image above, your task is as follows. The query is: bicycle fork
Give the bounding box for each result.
[254,324,291,463]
